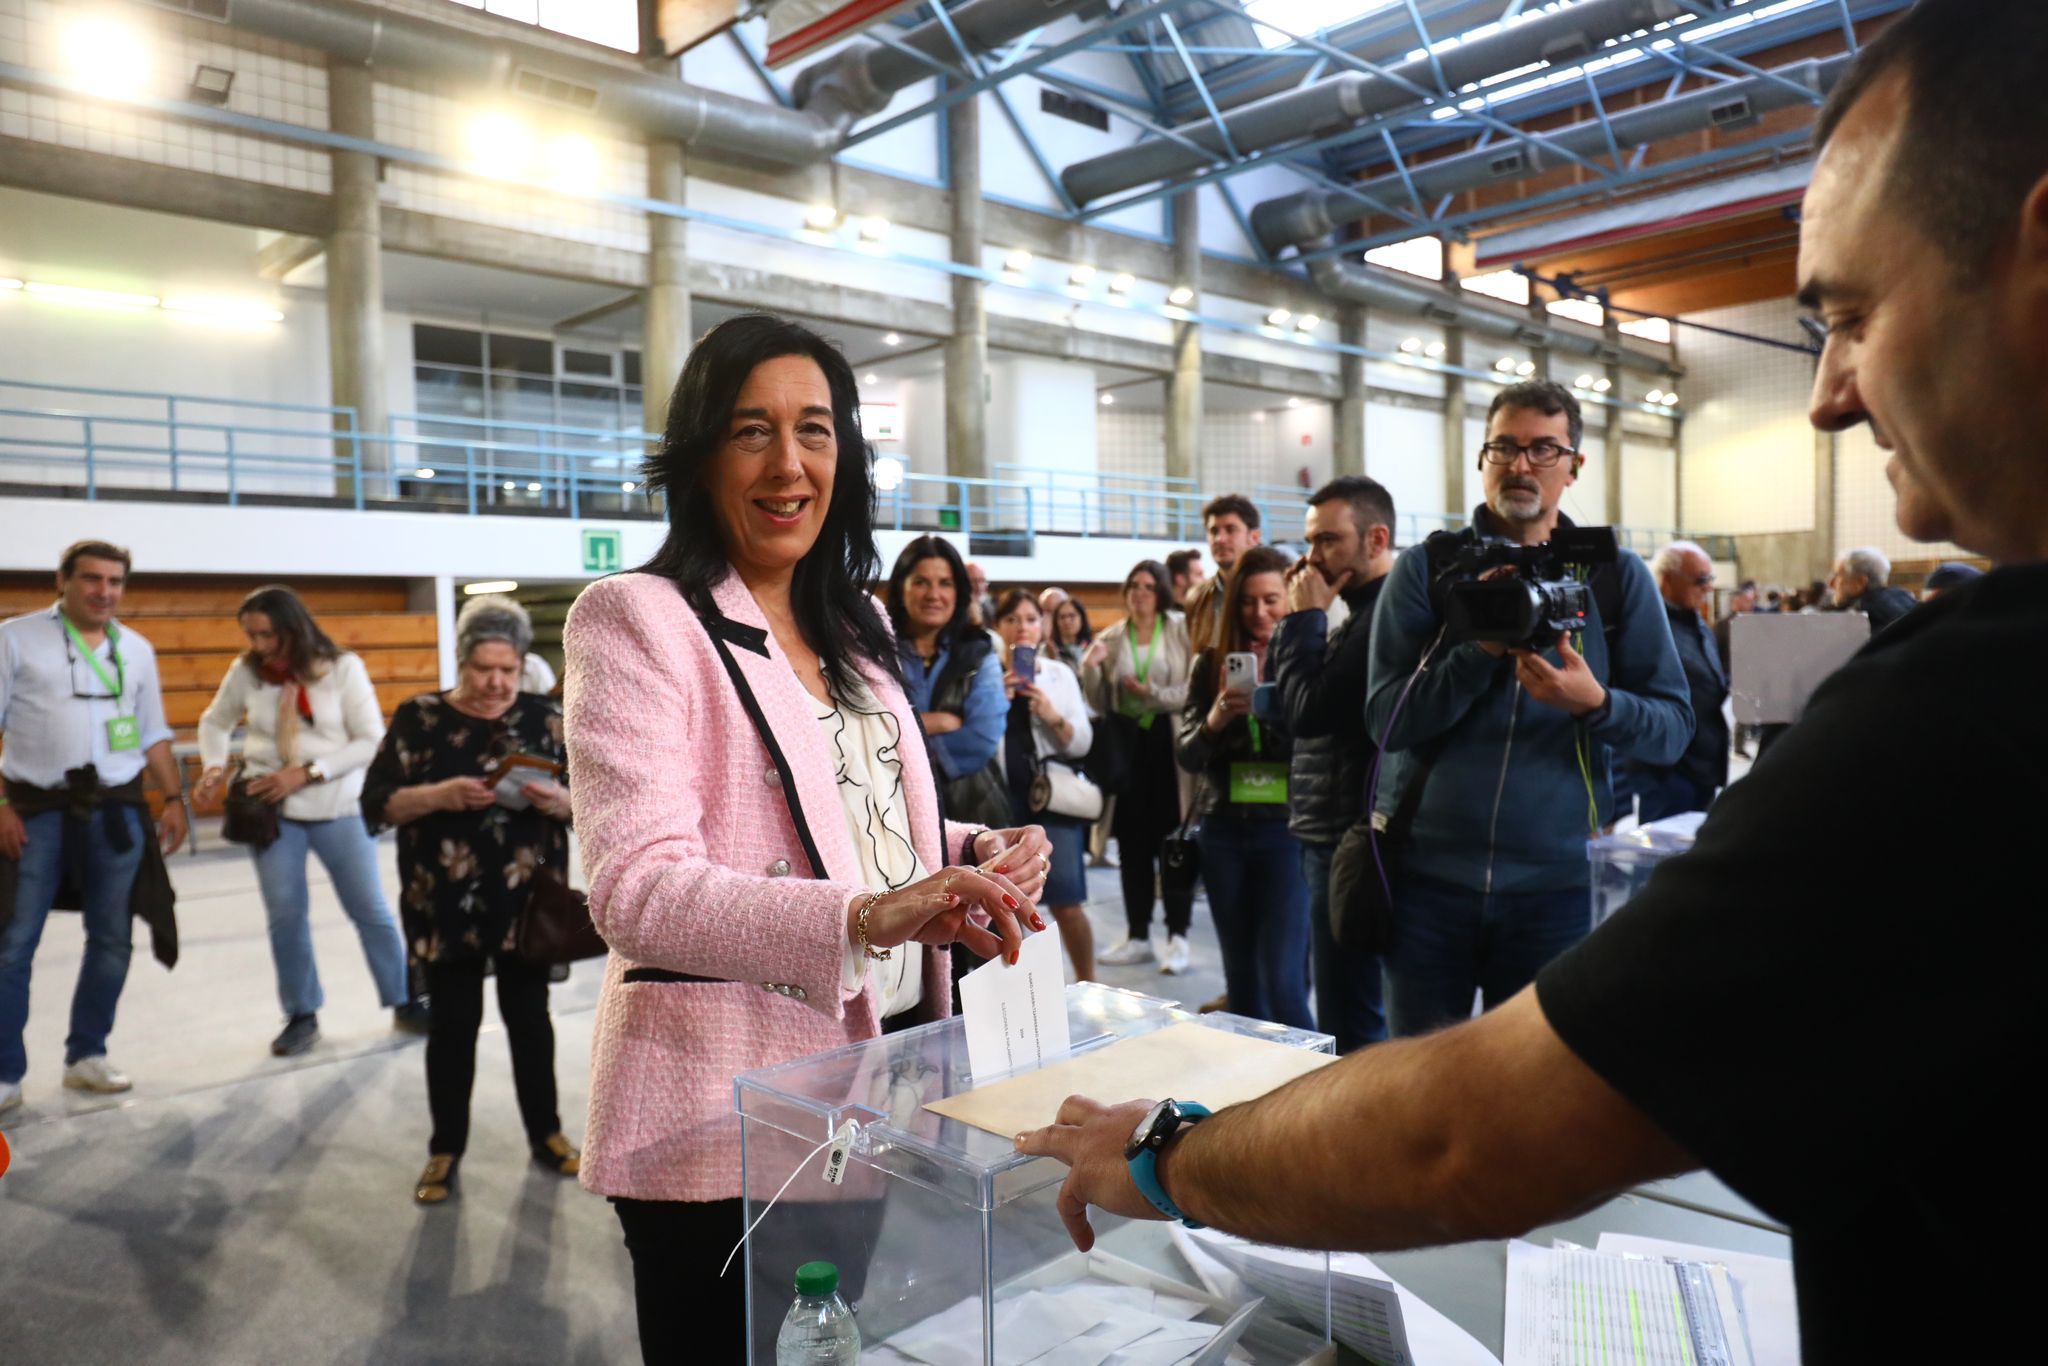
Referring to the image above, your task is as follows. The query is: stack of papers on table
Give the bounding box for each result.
[1504,1239,1761,1366]
[868,1279,1258,1366]
[1173,1227,1499,1366]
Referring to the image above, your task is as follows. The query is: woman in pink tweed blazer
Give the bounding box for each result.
[564,314,1051,1364]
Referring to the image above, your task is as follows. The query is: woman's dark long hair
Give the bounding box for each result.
[238,585,340,678]
[637,313,898,694]
[1211,544,1294,688]
[884,535,973,654]
[1049,595,1094,650]
[1121,559,1172,620]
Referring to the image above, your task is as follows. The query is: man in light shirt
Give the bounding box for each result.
[0,540,186,1114]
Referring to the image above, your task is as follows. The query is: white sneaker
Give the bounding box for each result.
[0,1079,21,1115]
[1098,937,1156,966]
[1160,935,1192,975]
[62,1056,132,1094]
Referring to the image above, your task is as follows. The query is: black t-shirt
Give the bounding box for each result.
[1537,564,2047,1364]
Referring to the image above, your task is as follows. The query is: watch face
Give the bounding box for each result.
[1124,1100,1175,1162]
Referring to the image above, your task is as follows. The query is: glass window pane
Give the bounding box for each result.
[414,324,482,368]
[562,348,614,377]
[487,333,553,376]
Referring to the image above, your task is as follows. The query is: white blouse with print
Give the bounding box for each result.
[818,685,927,1018]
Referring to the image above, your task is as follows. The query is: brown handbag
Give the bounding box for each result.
[514,856,606,965]
[221,771,282,850]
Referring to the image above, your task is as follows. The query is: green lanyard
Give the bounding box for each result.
[1120,624,1160,730]
[64,616,126,708]
[1246,714,1263,755]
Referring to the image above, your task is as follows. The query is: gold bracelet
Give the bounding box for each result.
[855,889,891,962]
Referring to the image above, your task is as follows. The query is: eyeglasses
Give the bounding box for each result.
[1690,573,1715,588]
[1480,439,1576,467]
[62,630,122,700]
[1797,315,1830,350]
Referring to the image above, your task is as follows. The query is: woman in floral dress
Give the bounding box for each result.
[360,596,580,1205]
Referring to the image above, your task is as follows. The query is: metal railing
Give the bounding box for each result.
[0,377,1732,560]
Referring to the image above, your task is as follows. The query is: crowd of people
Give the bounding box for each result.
[0,7,2032,1356]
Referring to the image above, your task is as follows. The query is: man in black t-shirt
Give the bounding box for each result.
[1013,5,2048,1360]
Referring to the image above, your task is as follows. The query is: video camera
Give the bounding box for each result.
[1426,525,1619,649]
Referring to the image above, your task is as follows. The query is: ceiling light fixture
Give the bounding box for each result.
[804,203,840,231]
[1425,341,1446,358]
[1068,264,1096,286]
[1167,285,1195,306]
[863,372,879,386]
[23,281,159,312]
[59,14,149,97]
[1099,392,1115,406]
[1575,374,1596,389]
[413,468,436,479]
[464,580,519,595]
[882,332,901,346]
[1516,360,1536,377]
[189,64,234,106]
[1399,337,1422,353]
[1004,249,1034,275]
[464,110,534,181]
[1285,397,1301,408]
[526,481,543,492]
[1265,309,1291,328]
[1593,377,1613,393]
[621,480,636,492]
[1294,314,1320,333]
[1494,357,1516,373]
[1108,272,1134,295]
[872,456,905,492]
[857,216,889,244]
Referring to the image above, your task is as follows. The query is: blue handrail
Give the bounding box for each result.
[0,376,1731,559]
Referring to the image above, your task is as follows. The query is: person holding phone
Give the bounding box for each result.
[994,590,1096,981]
[360,595,580,1205]
[1176,546,1311,1030]
[194,584,419,1058]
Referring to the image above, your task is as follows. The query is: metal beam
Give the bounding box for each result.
[836,0,1211,151]
[726,27,792,108]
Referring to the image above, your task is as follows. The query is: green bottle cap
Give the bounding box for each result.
[794,1261,839,1298]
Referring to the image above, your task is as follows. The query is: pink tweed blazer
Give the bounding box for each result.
[563,569,978,1202]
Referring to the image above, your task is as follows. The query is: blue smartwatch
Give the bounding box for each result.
[1124,1099,1211,1227]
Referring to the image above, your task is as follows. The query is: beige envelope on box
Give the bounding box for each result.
[926,1021,1334,1138]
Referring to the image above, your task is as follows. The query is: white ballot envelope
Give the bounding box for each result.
[1729,613,1868,724]
[958,927,1072,1083]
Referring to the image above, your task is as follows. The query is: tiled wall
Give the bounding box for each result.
[1833,424,1967,564]
[0,0,329,193]
[1677,298,1817,535]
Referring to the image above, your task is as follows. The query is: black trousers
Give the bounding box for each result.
[423,955,559,1157]
[612,1012,923,1364]
[1113,714,1194,940]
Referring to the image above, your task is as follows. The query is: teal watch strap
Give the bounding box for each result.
[1128,1102,1210,1227]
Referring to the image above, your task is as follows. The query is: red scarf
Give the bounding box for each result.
[259,657,315,719]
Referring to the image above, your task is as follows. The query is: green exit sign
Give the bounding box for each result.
[581,528,622,574]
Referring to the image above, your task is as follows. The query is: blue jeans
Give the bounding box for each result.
[0,806,145,1082]
[1302,842,1387,1053]
[251,816,409,1018]
[1385,871,1591,1038]
[1198,811,1313,1031]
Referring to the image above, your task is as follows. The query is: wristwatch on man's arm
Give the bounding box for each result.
[1125,1098,1211,1227]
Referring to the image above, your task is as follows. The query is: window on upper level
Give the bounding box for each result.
[443,1,640,54]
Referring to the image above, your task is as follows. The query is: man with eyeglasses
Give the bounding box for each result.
[0,540,185,1116]
[1359,378,1690,1037]
[1627,541,1729,823]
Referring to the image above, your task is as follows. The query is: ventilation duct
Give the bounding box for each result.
[1251,56,1847,249]
[215,0,1098,169]
[1060,0,1690,206]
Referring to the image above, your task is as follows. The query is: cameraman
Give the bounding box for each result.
[1269,476,1397,1052]
[1364,380,1691,1036]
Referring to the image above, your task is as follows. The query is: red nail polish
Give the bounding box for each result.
[996,865,1011,875]
[1004,894,1020,909]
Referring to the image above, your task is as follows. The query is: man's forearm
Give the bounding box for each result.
[1153,996,1688,1252]
[145,741,183,797]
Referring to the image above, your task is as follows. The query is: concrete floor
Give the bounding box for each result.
[0,824,1227,1364]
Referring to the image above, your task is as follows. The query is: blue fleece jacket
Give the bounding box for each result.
[1365,526,1693,894]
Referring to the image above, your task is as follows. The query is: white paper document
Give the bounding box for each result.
[1505,1239,1754,1366]
[1596,1235,1797,1366]
[1173,1226,1450,1366]
[958,926,1071,1082]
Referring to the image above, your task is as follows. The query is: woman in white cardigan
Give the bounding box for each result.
[991,589,1096,980]
[194,586,419,1057]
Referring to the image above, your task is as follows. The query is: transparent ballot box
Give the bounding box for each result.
[734,983,1336,1365]
[1588,812,1705,927]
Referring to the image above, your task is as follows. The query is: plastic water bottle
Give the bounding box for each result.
[775,1260,861,1364]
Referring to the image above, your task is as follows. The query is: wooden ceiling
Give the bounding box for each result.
[1507,203,1805,317]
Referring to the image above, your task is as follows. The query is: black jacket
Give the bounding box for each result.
[1628,601,1730,796]
[1847,584,1917,635]
[1269,575,1386,845]
[1176,649,1296,820]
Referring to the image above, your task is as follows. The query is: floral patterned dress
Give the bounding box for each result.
[360,691,570,965]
